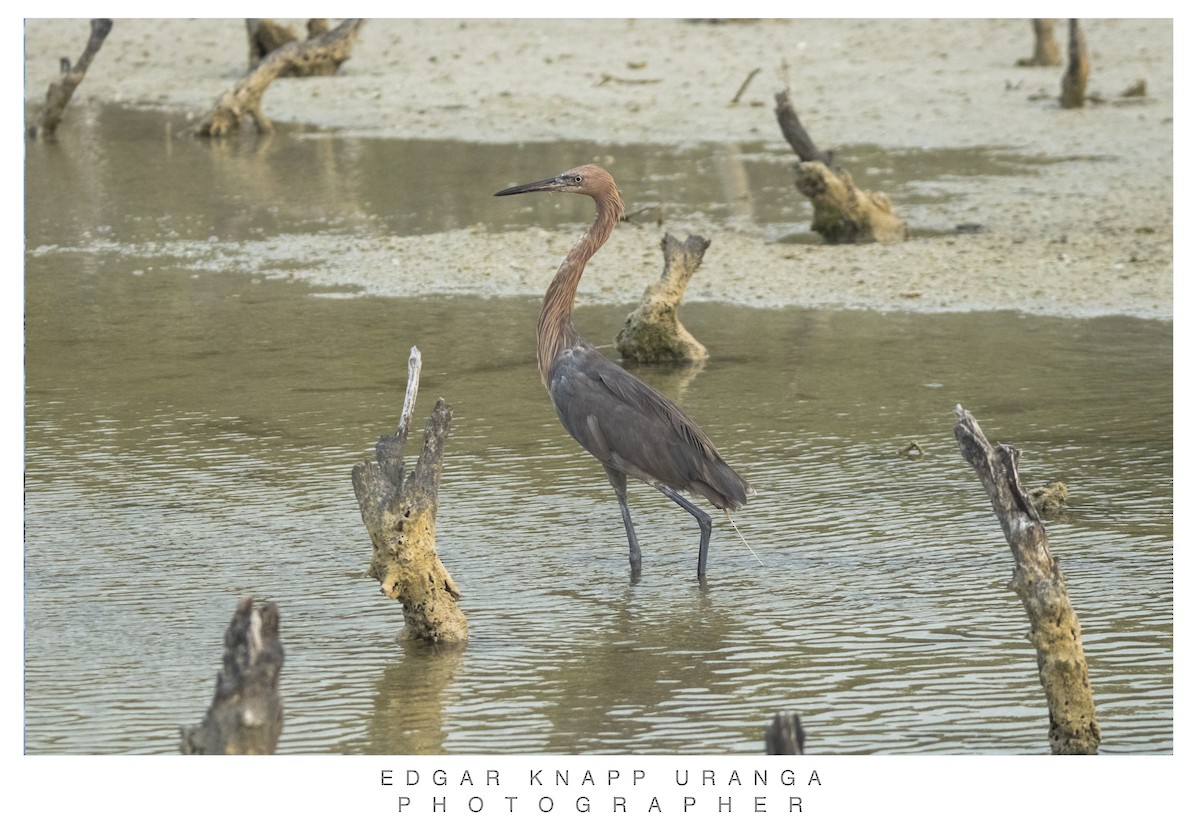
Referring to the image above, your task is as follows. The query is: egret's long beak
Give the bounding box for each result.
[494,176,563,197]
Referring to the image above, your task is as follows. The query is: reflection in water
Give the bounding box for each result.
[366,641,466,755]
[24,104,1070,249]
[24,105,1171,755]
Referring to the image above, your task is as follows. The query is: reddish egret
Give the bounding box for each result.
[495,164,754,580]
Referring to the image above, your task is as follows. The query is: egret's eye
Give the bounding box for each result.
[574,176,583,184]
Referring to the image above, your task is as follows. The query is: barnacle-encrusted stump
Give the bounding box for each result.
[616,234,710,364]
[954,404,1100,754]
[352,347,467,645]
[181,597,284,755]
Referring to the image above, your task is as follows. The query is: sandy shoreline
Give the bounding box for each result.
[23,18,1174,319]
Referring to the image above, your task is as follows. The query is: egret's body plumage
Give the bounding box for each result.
[495,164,753,579]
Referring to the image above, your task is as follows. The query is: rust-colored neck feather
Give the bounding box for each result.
[536,182,623,387]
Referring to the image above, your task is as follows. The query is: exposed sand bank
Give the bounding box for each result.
[24,18,1173,318]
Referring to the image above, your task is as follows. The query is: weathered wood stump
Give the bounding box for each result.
[27,18,112,139]
[180,597,284,755]
[1017,19,1062,67]
[1060,19,1090,109]
[774,89,907,244]
[195,18,365,137]
[615,234,710,364]
[247,18,339,75]
[954,405,1100,754]
[795,161,908,244]
[765,712,806,754]
[352,347,467,645]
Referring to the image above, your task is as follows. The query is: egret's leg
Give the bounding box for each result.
[605,468,642,574]
[652,483,713,580]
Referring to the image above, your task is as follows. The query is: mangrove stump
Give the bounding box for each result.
[196,18,365,137]
[774,89,906,243]
[247,18,338,75]
[352,346,467,645]
[1060,19,1090,109]
[180,597,284,755]
[795,161,908,244]
[27,18,112,139]
[1017,19,1063,67]
[764,712,806,754]
[954,404,1100,754]
[615,234,711,364]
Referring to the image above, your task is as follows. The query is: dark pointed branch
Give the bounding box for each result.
[181,598,284,754]
[1060,19,1090,108]
[773,89,833,166]
[352,347,467,644]
[774,88,906,244]
[195,18,365,137]
[27,18,112,139]
[954,404,1100,754]
[616,234,710,364]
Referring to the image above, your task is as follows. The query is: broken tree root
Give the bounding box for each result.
[195,18,365,137]
[352,346,467,645]
[795,161,908,244]
[27,18,112,139]
[774,88,906,244]
[616,234,710,364]
[180,597,284,755]
[954,404,1100,754]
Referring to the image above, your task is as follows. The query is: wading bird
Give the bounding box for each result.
[495,164,754,580]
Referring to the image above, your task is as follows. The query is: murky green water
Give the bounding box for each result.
[24,105,1171,754]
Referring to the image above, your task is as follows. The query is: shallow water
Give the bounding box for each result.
[24,106,1172,754]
